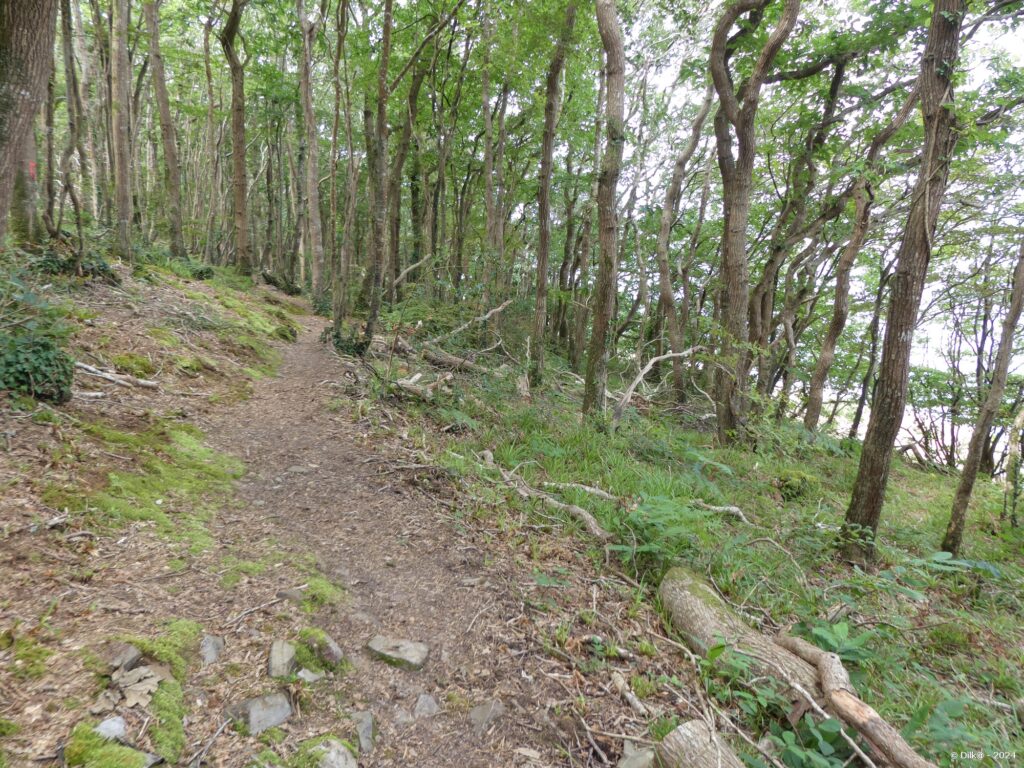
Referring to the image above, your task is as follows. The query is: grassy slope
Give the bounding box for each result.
[372,297,1023,764]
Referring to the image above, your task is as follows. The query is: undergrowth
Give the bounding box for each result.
[353,297,1024,766]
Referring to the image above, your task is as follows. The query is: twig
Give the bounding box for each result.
[542,482,619,502]
[74,361,158,389]
[187,719,229,767]
[224,585,307,627]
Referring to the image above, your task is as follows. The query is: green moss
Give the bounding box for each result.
[127,619,201,682]
[775,469,820,501]
[150,680,186,762]
[288,736,356,768]
[301,576,344,613]
[64,421,244,551]
[147,327,180,348]
[110,353,156,378]
[64,723,148,768]
[249,749,284,767]
[8,636,52,679]
[259,727,286,745]
[0,719,19,738]
[294,628,348,675]
[219,557,269,588]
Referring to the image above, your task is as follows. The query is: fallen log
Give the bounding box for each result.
[655,720,744,768]
[777,635,937,768]
[658,567,820,694]
[421,344,489,374]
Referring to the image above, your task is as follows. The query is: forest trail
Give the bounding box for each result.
[192,312,660,767]
[203,313,539,766]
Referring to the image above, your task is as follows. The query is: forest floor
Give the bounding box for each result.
[0,265,696,768]
[2,260,1022,768]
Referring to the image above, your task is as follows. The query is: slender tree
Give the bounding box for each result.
[582,0,625,415]
[841,0,967,561]
[942,242,1024,554]
[530,1,577,387]
[219,0,252,274]
[298,0,325,300]
[143,0,185,259]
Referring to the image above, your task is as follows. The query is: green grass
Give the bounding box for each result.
[364,300,1024,765]
[6,636,53,679]
[126,618,202,682]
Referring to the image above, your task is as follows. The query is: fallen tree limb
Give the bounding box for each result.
[428,299,513,345]
[541,481,619,502]
[777,635,937,768]
[479,452,611,541]
[658,566,820,693]
[391,372,453,401]
[611,671,651,717]
[612,348,700,424]
[421,344,489,374]
[74,362,158,389]
[655,720,744,768]
[694,499,750,524]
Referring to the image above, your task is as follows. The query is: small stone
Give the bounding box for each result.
[413,694,440,719]
[617,748,656,768]
[367,636,429,670]
[276,588,305,603]
[199,635,224,665]
[351,711,374,753]
[287,465,311,474]
[140,752,164,767]
[469,699,505,736]
[314,739,357,768]
[104,642,143,672]
[94,716,127,742]
[268,640,297,678]
[317,634,345,666]
[392,708,414,727]
[225,692,293,734]
[297,668,324,683]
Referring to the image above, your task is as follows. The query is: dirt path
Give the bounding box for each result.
[199,316,605,767]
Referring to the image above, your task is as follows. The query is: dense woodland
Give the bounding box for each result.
[2,0,1024,764]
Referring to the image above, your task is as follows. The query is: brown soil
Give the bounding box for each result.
[1,278,699,767]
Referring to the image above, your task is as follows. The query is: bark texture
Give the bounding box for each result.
[582,0,625,415]
[110,0,132,258]
[220,0,252,274]
[655,720,744,768]
[842,0,965,561]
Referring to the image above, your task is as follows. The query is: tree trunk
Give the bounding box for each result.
[842,0,966,562]
[143,0,185,259]
[654,86,712,402]
[709,0,800,443]
[0,0,59,245]
[529,2,577,387]
[361,0,393,345]
[109,0,132,258]
[219,0,252,274]
[298,0,325,300]
[582,0,625,416]
[942,242,1024,554]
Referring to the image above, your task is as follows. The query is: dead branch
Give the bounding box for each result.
[656,720,744,768]
[777,635,937,768]
[611,671,650,717]
[612,348,700,423]
[427,299,513,345]
[74,362,158,389]
[542,481,619,502]
[694,499,750,524]
[479,452,611,541]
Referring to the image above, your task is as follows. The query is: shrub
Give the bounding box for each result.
[188,262,215,280]
[0,333,74,404]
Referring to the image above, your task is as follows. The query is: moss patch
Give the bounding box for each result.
[0,719,19,738]
[288,736,357,768]
[295,628,348,675]
[150,679,186,762]
[64,723,148,768]
[127,619,201,682]
[48,421,243,552]
[301,576,344,613]
[110,353,156,378]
